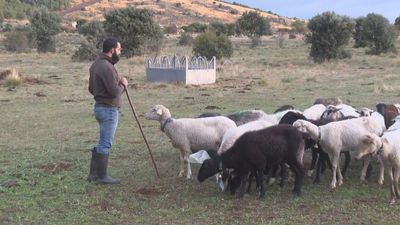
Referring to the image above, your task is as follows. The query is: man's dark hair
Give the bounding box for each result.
[102,37,119,53]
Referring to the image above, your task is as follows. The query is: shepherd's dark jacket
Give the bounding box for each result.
[88,53,124,108]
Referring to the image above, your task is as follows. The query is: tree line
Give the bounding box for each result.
[1,5,399,64]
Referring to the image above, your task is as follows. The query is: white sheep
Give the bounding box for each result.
[356,129,400,204]
[145,104,236,179]
[293,117,385,189]
[217,120,275,155]
[303,104,326,120]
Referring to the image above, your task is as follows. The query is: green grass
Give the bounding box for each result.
[1,35,400,224]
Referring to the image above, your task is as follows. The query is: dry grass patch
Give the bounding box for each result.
[2,68,22,87]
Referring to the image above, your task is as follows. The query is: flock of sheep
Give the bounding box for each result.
[144,98,400,204]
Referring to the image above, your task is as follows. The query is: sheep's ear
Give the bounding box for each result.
[156,107,163,115]
[382,138,389,146]
[362,134,374,144]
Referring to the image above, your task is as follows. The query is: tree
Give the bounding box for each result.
[395,16,400,29]
[209,21,235,36]
[360,13,397,55]
[192,32,233,60]
[353,17,367,48]
[73,20,105,61]
[28,7,61,53]
[291,20,307,34]
[235,11,272,38]
[104,7,164,57]
[306,11,354,63]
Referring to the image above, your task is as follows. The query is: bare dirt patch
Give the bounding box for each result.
[39,161,73,174]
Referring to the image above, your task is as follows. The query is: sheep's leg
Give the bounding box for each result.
[360,155,371,183]
[237,176,247,198]
[378,156,385,185]
[184,152,192,179]
[258,169,266,199]
[336,159,343,186]
[246,171,255,194]
[178,152,185,178]
[329,152,340,189]
[313,153,323,184]
[389,167,396,204]
[308,147,318,176]
[289,161,304,196]
[394,167,400,199]
[341,151,351,177]
[279,163,288,187]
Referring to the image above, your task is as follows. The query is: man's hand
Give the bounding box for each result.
[119,77,128,88]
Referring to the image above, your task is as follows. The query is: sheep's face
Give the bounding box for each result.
[355,133,382,159]
[357,107,373,117]
[293,120,308,133]
[197,159,220,182]
[321,106,344,120]
[145,105,164,120]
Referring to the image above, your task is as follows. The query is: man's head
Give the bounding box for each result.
[102,37,122,63]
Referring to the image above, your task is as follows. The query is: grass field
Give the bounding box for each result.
[1,33,400,225]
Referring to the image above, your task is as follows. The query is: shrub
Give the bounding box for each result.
[395,16,400,30]
[235,11,272,38]
[4,31,30,52]
[192,32,233,60]
[104,7,164,57]
[353,17,367,48]
[181,22,208,33]
[291,20,308,34]
[360,13,398,55]
[77,20,105,45]
[72,41,98,62]
[4,68,22,87]
[178,32,193,46]
[164,25,178,34]
[306,11,354,63]
[28,7,62,53]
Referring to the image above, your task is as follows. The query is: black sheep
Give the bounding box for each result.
[199,124,305,199]
[279,111,352,184]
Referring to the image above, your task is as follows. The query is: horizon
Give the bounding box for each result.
[226,0,399,23]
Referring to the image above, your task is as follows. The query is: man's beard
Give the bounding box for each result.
[111,52,120,64]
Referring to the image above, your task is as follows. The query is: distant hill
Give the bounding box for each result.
[59,0,295,30]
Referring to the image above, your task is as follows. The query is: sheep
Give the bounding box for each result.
[145,104,236,179]
[356,130,400,204]
[274,104,295,113]
[217,120,274,155]
[293,117,385,189]
[222,125,306,198]
[279,111,351,184]
[225,110,278,126]
[303,104,326,120]
[199,125,305,199]
[376,103,400,129]
[313,97,343,106]
[197,120,274,189]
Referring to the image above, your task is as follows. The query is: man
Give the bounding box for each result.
[87,37,128,184]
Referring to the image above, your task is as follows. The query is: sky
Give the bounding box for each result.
[225,0,399,23]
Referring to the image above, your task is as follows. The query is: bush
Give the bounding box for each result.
[359,13,398,55]
[77,20,105,45]
[4,31,30,52]
[72,41,99,62]
[104,7,164,57]
[181,22,208,33]
[164,25,178,34]
[178,32,193,46]
[306,11,354,63]
[395,16,400,30]
[353,17,367,48]
[291,20,307,34]
[192,32,233,60]
[235,11,272,38]
[28,7,62,53]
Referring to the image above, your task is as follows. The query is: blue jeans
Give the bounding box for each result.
[94,106,119,155]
